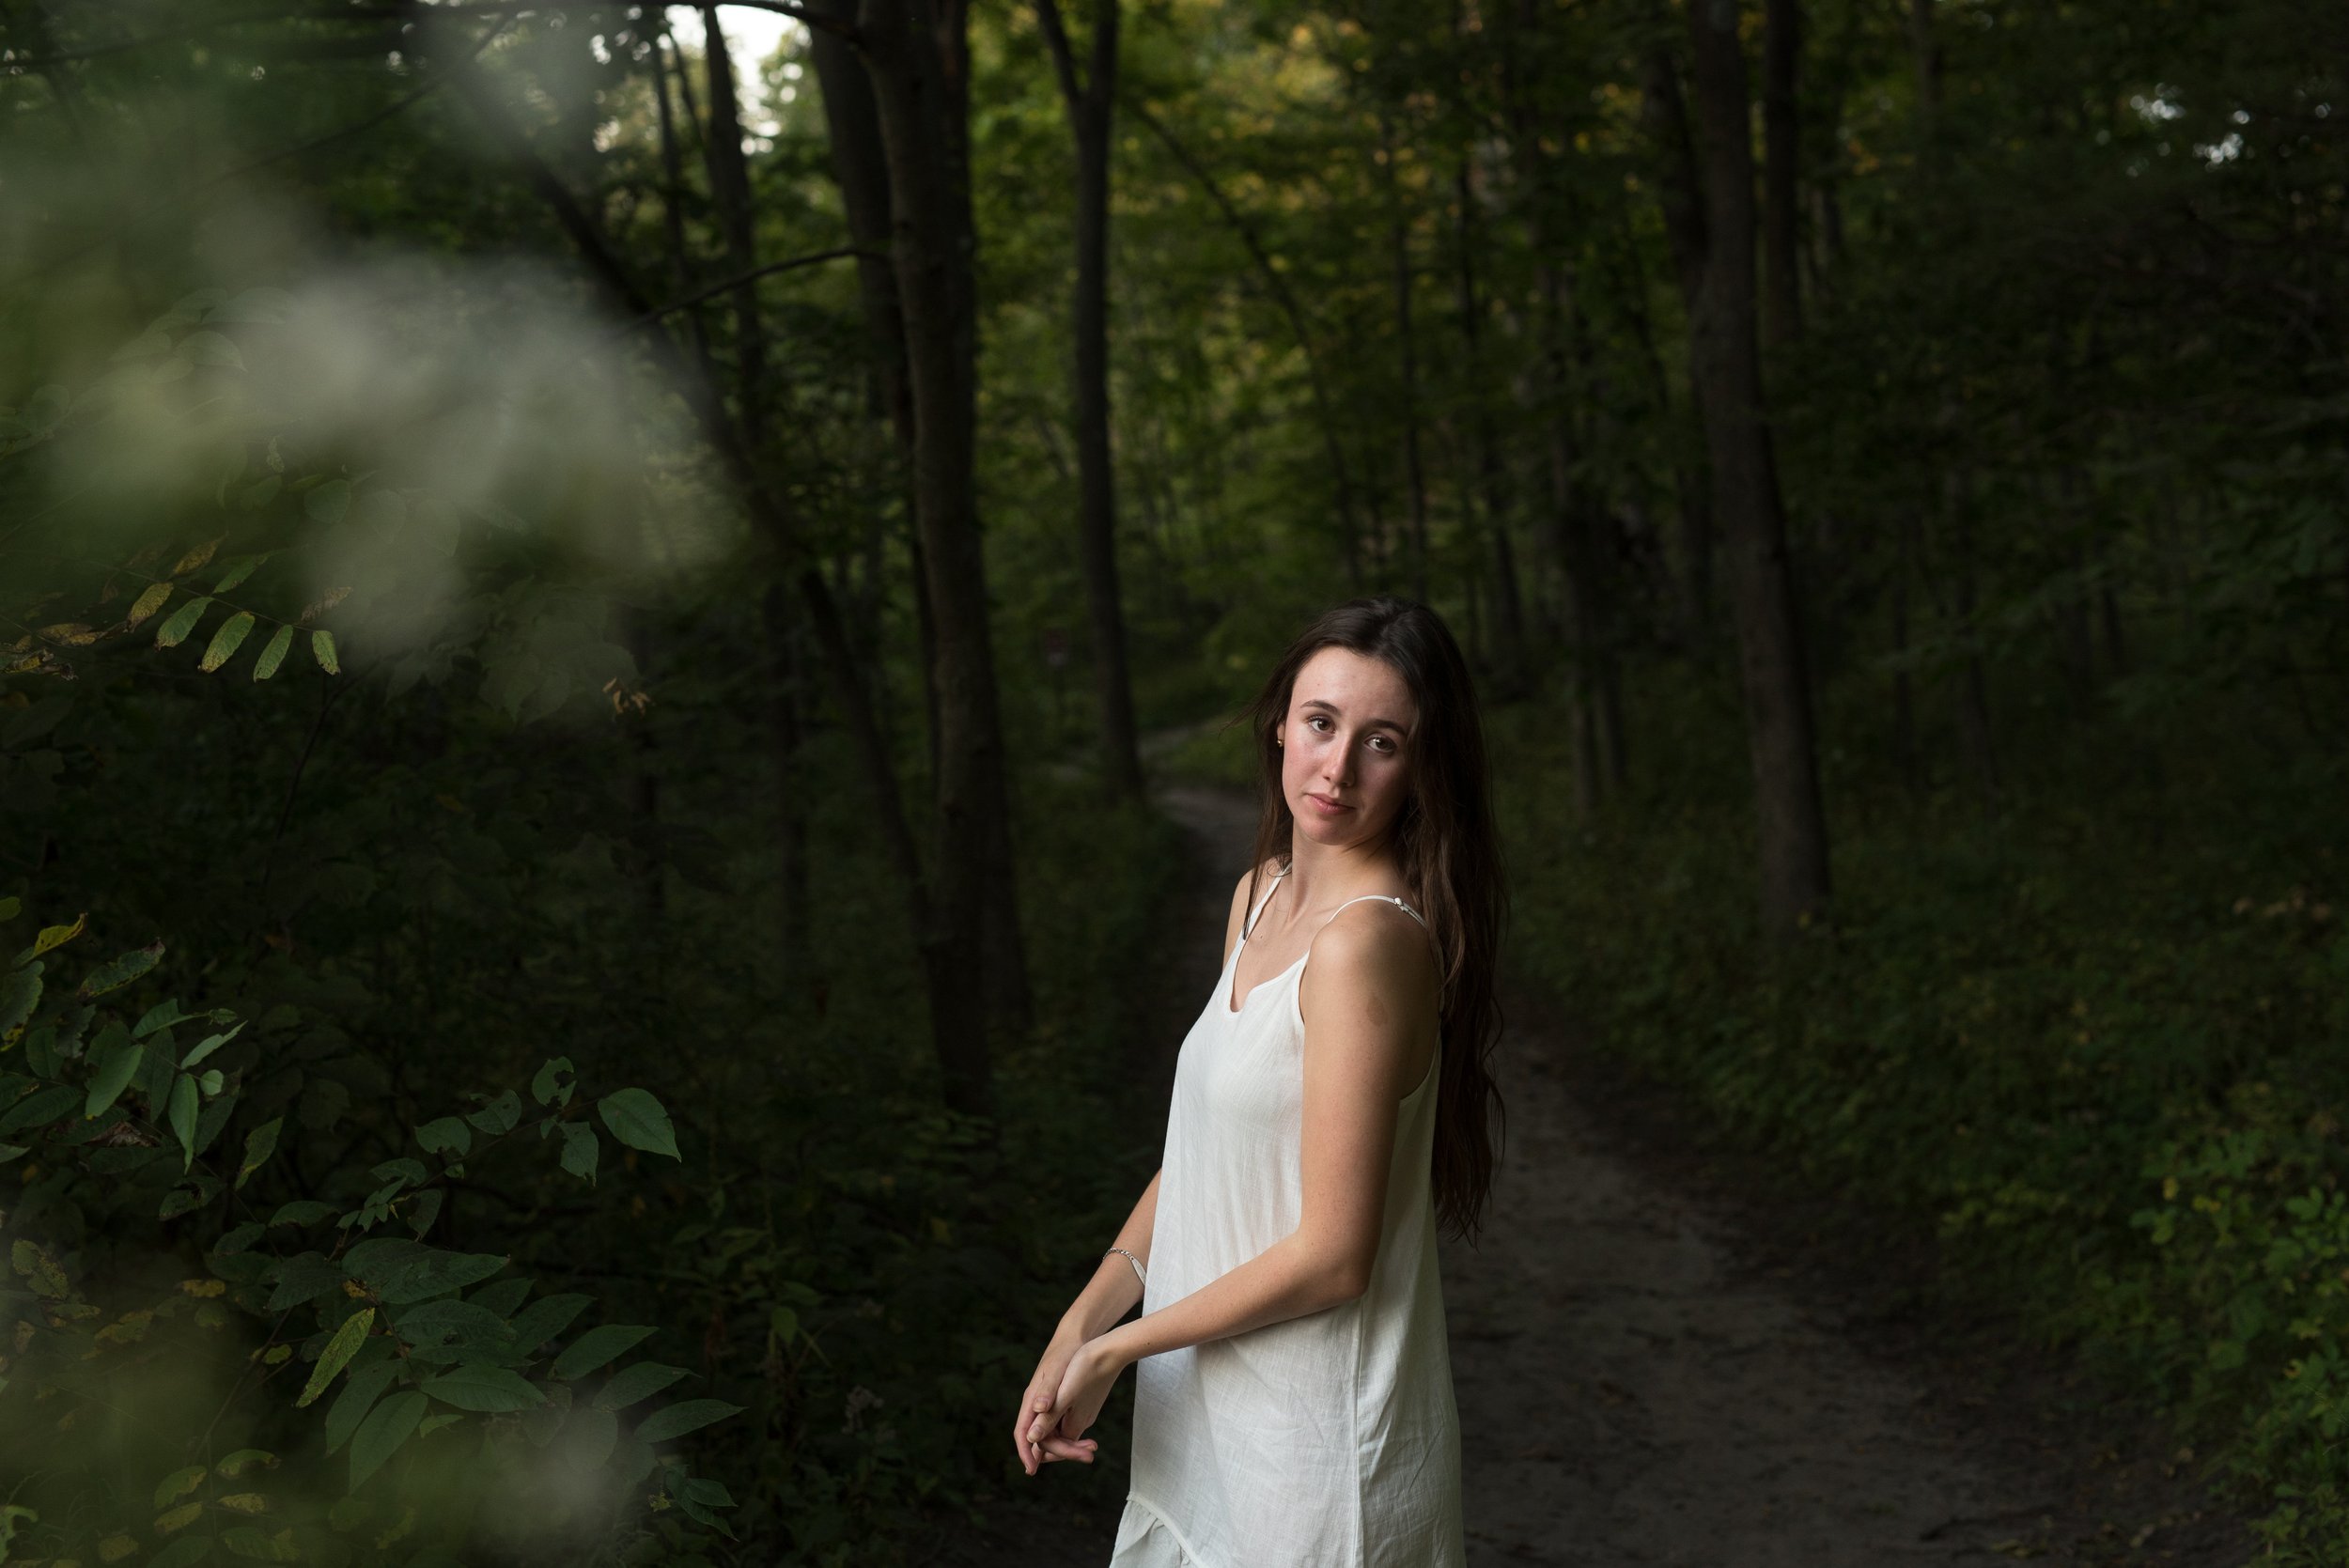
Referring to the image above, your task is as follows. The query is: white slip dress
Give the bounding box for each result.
[1107,864,1465,1568]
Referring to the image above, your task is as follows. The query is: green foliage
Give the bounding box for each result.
[1500,666,2349,1558]
[0,910,723,1561]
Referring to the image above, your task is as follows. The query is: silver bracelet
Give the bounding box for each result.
[1105,1246,1147,1288]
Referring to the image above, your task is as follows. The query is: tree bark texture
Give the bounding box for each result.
[1761,0,1803,348]
[1036,0,1145,800]
[856,0,1034,1052]
[1677,0,1833,937]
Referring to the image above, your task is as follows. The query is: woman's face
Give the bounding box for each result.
[1277,645,1419,855]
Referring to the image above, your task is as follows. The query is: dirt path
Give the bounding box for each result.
[932,784,2255,1567]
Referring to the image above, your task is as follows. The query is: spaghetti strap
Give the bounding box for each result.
[1322,893,1428,930]
[1240,863,1289,940]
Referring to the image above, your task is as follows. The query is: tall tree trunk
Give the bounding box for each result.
[1666,0,1833,937]
[1942,468,2000,800]
[760,586,812,982]
[1453,159,1527,691]
[1035,0,1145,800]
[698,9,768,444]
[857,0,1033,1053]
[1377,113,1432,604]
[1637,53,1720,648]
[1761,0,1803,348]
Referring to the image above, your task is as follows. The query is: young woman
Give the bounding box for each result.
[1012,596,1506,1567]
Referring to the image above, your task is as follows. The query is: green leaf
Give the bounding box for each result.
[310,629,340,675]
[159,1180,210,1220]
[133,1000,190,1038]
[530,1057,574,1107]
[553,1324,656,1381]
[0,1084,77,1138]
[212,552,270,593]
[238,1117,282,1187]
[349,1389,427,1490]
[414,1117,471,1157]
[265,1252,345,1312]
[324,1358,400,1453]
[180,1021,243,1067]
[10,1238,68,1296]
[568,1405,621,1467]
[148,1536,213,1568]
[633,1398,742,1446]
[0,968,43,1042]
[219,1524,300,1561]
[168,1073,200,1169]
[557,1122,598,1184]
[298,1308,376,1408]
[269,1198,334,1227]
[83,1026,141,1120]
[154,1465,208,1510]
[506,1292,590,1353]
[471,1277,532,1317]
[78,940,163,1000]
[464,1090,520,1135]
[154,596,212,649]
[252,624,293,681]
[375,1250,507,1305]
[391,1297,508,1351]
[197,1068,224,1095]
[594,1361,689,1412]
[304,479,351,525]
[597,1088,679,1160]
[198,611,256,673]
[420,1366,544,1413]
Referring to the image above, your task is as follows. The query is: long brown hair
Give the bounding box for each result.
[1239,597,1507,1244]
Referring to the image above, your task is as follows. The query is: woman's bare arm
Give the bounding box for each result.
[1058,1167,1160,1340]
[1082,908,1437,1365]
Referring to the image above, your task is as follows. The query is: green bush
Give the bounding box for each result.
[1496,670,2349,1560]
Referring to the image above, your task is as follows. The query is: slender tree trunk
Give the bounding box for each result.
[760,586,812,982]
[698,9,768,444]
[1637,54,1720,649]
[1453,159,1527,691]
[1377,112,1433,604]
[1669,0,1833,937]
[857,0,1033,1053]
[1891,509,1921,793]
[1942,468,2000,800]
[1035,0,1144,800]
[1761,0,1803,349]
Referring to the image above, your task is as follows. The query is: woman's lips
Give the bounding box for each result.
[1305,793,1353,816]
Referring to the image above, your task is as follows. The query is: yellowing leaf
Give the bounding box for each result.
[153,597,212,649]
[39,622,101,645]
[179,1279,226,1297]
[99,1532,140,1561]
[153,1464,207,1509]
[21,911,85,960]
[252,624,293,681]
[217,1493,271,1514]
[198,611,256,674]
[126,582,174,628]
[153,1499,204,1533]
[311,629,340,676]
[299,586,351,624]
[172,536,223,576]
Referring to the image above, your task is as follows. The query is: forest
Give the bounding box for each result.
[0,0,2341,1562]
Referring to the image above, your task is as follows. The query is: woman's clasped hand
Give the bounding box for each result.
[1014,1327,1130,1477]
